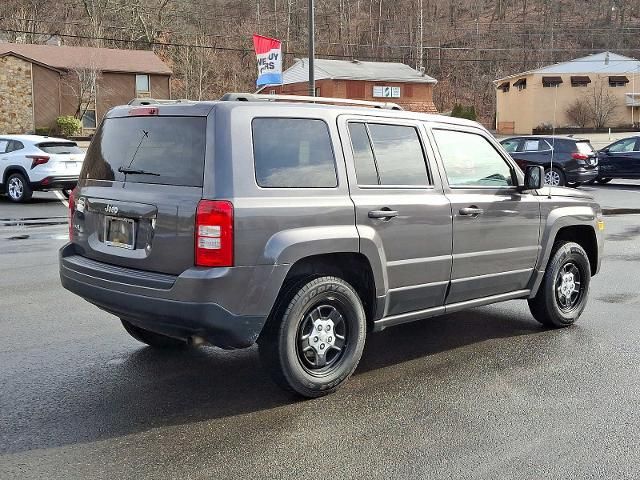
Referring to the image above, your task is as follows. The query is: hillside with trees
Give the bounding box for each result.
[4,0,640,125]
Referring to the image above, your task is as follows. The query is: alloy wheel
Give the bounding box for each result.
[545,170,561,187]
[296,303,348,374]
[8,177,24,200]
[555,261,584,312]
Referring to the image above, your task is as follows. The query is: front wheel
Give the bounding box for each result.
[259,276,367,398]
[528,241,591,328]
[121,319,188,348]
[566,182,582,188]
[597,177,612,184]
[544,167,565,187]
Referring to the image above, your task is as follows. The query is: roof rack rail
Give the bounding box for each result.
[220,93,403,110]
[128,98,193,106]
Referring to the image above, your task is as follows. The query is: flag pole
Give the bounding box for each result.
[308,0,315,96]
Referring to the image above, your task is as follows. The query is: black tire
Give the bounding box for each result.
[528,241,591,328]
[597,177,612,184]
[566,182,582,188]
[6,172,32,203]
[544,167,565,187]
[258,276,367,398]
[121,319,188,348]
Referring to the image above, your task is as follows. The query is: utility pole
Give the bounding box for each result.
[308,0,315,96]
[418,0,423,71]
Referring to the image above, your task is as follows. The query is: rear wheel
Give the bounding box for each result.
[566,182,582,188]
[528,241,591,328]
[258,276,367,398]
[597,177,612,184]
[6,173,32,203]
[544,167,565,187]
[121,319,188,348]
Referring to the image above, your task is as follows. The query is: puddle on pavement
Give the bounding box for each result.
[606,226,640,242]
[5,232,67,241]
[597,293,640,305]
[1,218,67,227]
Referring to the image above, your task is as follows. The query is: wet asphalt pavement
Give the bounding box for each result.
[1,195,640,479]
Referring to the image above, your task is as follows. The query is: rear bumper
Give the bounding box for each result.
[59,244,288,348]
[565,167,598,184]
[32,175,78,191]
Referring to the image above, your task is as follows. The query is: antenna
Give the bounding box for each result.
[548,83,559,198]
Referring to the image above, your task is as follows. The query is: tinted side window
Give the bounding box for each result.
[500,139,521,153]
[348,123,378,185]
[367,124,429,186]
[523,139,551,152]
[252,118,337,188]
[609,138,637,153]
[0,140,7,154]
[8,141,24,152]
[433,129,514,187]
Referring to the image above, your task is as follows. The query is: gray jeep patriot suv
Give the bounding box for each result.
[60,95,604,397]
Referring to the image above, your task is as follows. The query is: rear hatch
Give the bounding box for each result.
[71,110,209,275]
[575,140,598,168]
[37,141,85,174]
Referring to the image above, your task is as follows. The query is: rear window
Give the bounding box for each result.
[576,141,595,155]
[80,116,206,187]
[252,118,337,188]
[37,142,83,155]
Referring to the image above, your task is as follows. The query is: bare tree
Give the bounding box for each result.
[565,97,591,128]
[62,63,101,120]
[587,79,619,129]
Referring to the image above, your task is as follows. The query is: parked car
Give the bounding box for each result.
[0,135,85,202]
[60,95,604,398]
[593,136,640,184]
[500,136,599,187]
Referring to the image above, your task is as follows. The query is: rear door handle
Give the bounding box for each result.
[368,209,398,219]
[459,206,484,217]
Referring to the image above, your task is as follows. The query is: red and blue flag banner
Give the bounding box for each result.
[253,34,283,87]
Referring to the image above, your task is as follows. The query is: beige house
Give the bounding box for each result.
[495,52,640,134]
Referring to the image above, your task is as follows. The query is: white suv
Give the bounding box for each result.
[0,135,85,202]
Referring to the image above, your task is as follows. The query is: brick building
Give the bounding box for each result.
[0,42,172,135]
[259,58,438,113]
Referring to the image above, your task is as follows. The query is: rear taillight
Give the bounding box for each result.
[68,187,77,241]
[195,200,234,267]
[571,152,589,160]
[27,155,50,169]
[128,106,158,116]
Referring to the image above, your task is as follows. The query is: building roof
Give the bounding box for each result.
[495,51,640,83]
[277,58,437,85]
[0,42,172,75]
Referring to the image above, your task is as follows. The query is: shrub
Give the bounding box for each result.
[56,116,81,137]
[565,98,591,128]
[35,127,50,136]
[451,104,477,121]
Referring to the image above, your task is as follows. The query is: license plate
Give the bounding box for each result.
[104,216,136,250]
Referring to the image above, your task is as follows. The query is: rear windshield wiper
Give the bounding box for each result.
[117,166,160,176]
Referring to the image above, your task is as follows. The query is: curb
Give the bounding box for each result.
[602,208,640,216]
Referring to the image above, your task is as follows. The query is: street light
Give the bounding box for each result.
[308,0,315,96]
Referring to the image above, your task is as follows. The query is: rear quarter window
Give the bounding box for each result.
[252,118,337,188]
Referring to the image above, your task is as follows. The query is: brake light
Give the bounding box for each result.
[571,152,589,160]
[128,106,158,116]
[68,187,77,241]
[27,155,50,169]
[195,200,234,267]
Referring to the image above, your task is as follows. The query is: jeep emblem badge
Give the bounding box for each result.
[105,204,118,215]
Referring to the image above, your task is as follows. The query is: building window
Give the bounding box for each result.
[542,76,563,88]
[498,82,510,93]
[81,109,97,129]
[609,76,629,87]
[269,89,277,95]
[513,78,526,91]
[136,74,150,93]
[571,76,591,87]
[315,87,321,96]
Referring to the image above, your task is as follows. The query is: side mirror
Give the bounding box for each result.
[523,165,544,190]
[601,147,610,154]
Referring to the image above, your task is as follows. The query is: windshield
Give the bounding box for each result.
[37,142,83,155]
[80,116,206,187]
